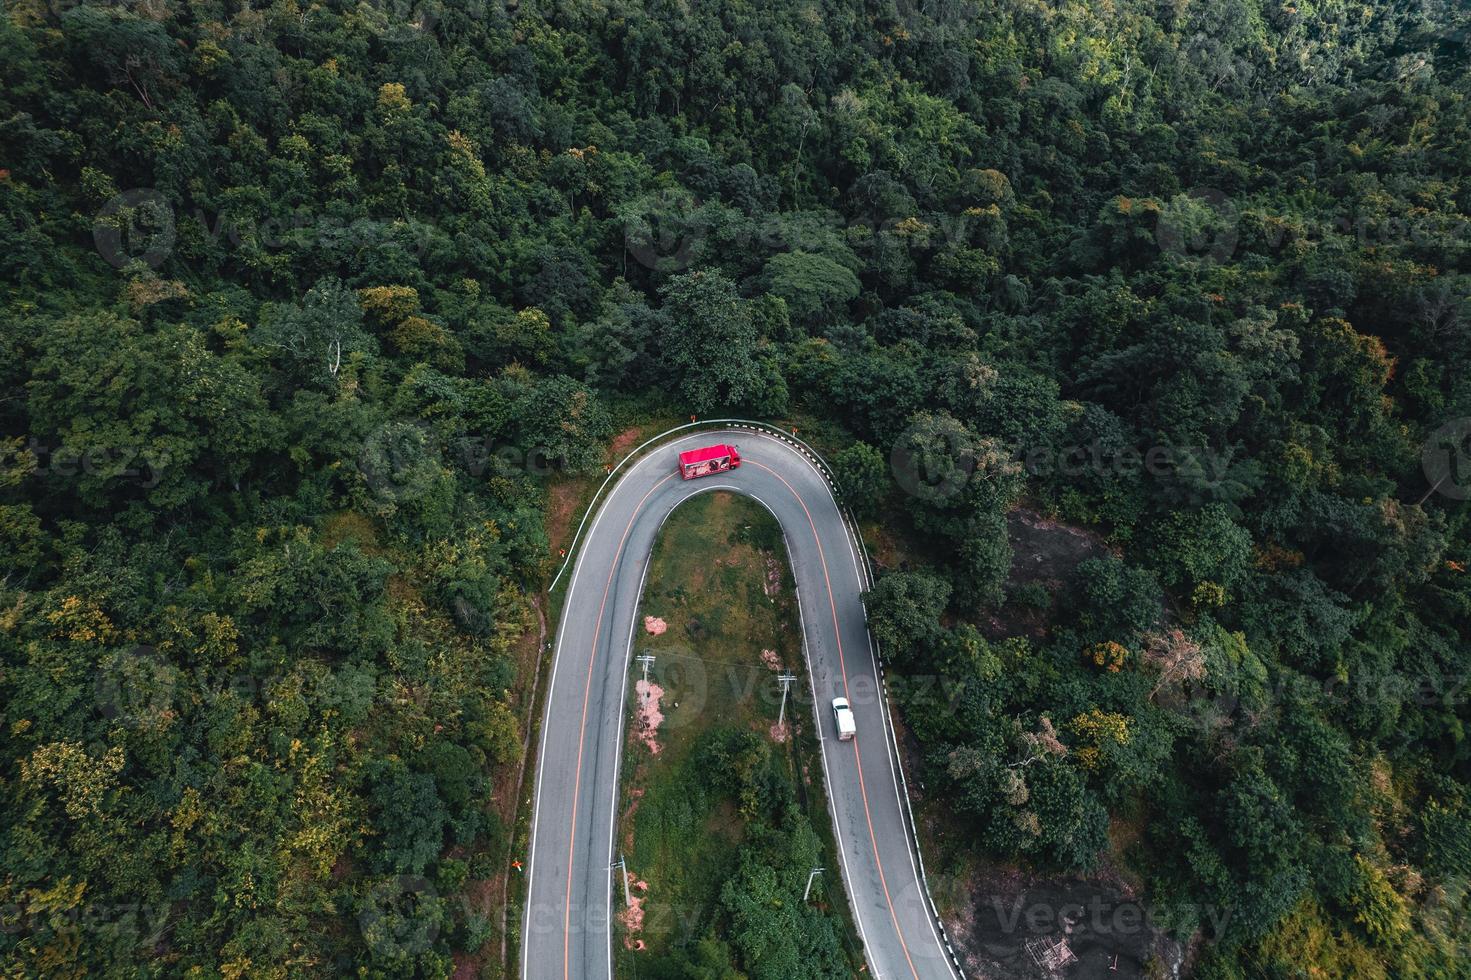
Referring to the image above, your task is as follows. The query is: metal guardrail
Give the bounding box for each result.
[544,417,966,977]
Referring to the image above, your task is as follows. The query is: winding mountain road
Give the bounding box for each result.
[521,427,960,980]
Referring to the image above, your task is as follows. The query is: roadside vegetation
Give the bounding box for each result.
[2,0,1470,976]
[613,492,860,978]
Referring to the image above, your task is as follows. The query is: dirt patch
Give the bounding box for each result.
[635,680,664,754]
[1007,506,1115,588]
[608,425,645,461]
[760,648,782,671]
[451,874,500,979]
[619,871,650,945]
[894,696,1183,979]
[545,478,586,556]
[763,557,782,596]
[622,785,645,849]
[950,864,1186,980]
[643,616,667,636]
[769,720,790,743]
[982,506,1117,641]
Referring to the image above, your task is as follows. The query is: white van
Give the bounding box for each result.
[832,697,856,741]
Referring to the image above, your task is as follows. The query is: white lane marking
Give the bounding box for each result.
[523,445,672,980]
[600,478,748,976]
[795,581,880,977]
[739,433,958,978]
[721,483,880,973]
[605,522,657,980]
[535,430,956,979]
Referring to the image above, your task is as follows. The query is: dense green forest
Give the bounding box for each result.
[2,0,1471,976]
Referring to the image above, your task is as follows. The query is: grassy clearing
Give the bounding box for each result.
[613,491,862,979]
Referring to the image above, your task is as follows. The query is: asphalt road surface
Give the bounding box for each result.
[522,428,959,980]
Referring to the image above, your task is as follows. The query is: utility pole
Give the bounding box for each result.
[803,867,825,902]
[776,673,798,729]
[611,855,631,907]
[636,654,655,689]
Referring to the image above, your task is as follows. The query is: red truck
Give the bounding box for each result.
[678,443,741,480]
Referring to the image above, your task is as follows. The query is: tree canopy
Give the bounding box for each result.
[3,0,1471,975]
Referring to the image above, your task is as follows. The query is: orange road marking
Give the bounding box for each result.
[749,459,922,980]
[562,471,675,980]
[553,443,927,980]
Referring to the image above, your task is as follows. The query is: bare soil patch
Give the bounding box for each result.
[950,864,1184,980]
[607,425,644,460]
[983,505,1117,641]
[634,679,664,754]
[544,478,584,558]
